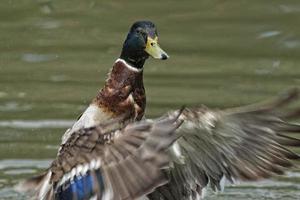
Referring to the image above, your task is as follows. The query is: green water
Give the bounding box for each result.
[1,0,300,199]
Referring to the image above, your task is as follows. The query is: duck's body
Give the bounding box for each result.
[19,21,300,200]
[60,20,168,146]
[62,58,146,144]
[19,21,171,199]
[93,58,145,121]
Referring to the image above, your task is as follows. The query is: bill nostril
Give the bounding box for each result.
[161,54,168,60]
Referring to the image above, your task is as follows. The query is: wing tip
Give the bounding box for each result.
[15,172,47,193]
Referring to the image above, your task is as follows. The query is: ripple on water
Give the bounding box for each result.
[204,175,300,200]
[286,171,300,178]
[0,187,28,200]
[0,92,8,98]
[0,102,32,112]
[3,169,37,175]
[0,120,74,129]
[45,145,59,149]
[282,39,300,49]
[0,160,52,199]
[0,159,51,170]
[257,30,281,39]
[21,53,58,63]
[279,4,300,13]
[35,20,61,29]
[49,75,69,82]
[231,179,300,190]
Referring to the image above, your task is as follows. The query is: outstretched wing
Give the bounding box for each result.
[149,89,300,200]
[23,113,182,200]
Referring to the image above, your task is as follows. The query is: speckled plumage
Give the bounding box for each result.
[17,21,300,200]
[94,59,146,121]
[61,59,146,145]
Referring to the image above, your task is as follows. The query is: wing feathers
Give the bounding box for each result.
[49,112,181,199]
[149,89,300,200]
[20,90,300,200]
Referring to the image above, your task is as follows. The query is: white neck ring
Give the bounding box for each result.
[115,58,143,72]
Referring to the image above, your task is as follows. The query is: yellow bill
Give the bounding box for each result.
[145,37,169,60]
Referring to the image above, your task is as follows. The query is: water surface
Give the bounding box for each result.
[1,0,300,199]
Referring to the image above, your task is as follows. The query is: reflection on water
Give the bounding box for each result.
[0,120,74,129]
[282,39,300,49]
[35,20,61,29]
[1,0,300,199]
[0,159,51,170]
[21,53,58,63]
[0,102,32,112]
[0,160,52,199]
[254,60,280,75]
[257,30,281,39]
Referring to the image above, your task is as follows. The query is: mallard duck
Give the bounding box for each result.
[60,21,168,146]
[18,21,300,200]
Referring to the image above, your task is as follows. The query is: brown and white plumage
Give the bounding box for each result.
[19,112,182,199]
[147,89,300,200]
[20,89,300,200]
[30,90,300,200]
[61,58,146,145]
[17,21,300,200]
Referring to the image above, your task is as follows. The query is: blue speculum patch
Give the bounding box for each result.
[54,169,105,200]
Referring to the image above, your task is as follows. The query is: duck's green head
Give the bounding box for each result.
[120,21,169,69]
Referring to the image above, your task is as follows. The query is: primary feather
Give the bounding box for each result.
[19,90,300,200]
[148,89,300,200]
[19,113,182,200]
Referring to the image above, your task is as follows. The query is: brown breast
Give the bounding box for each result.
[93,59,146,121]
